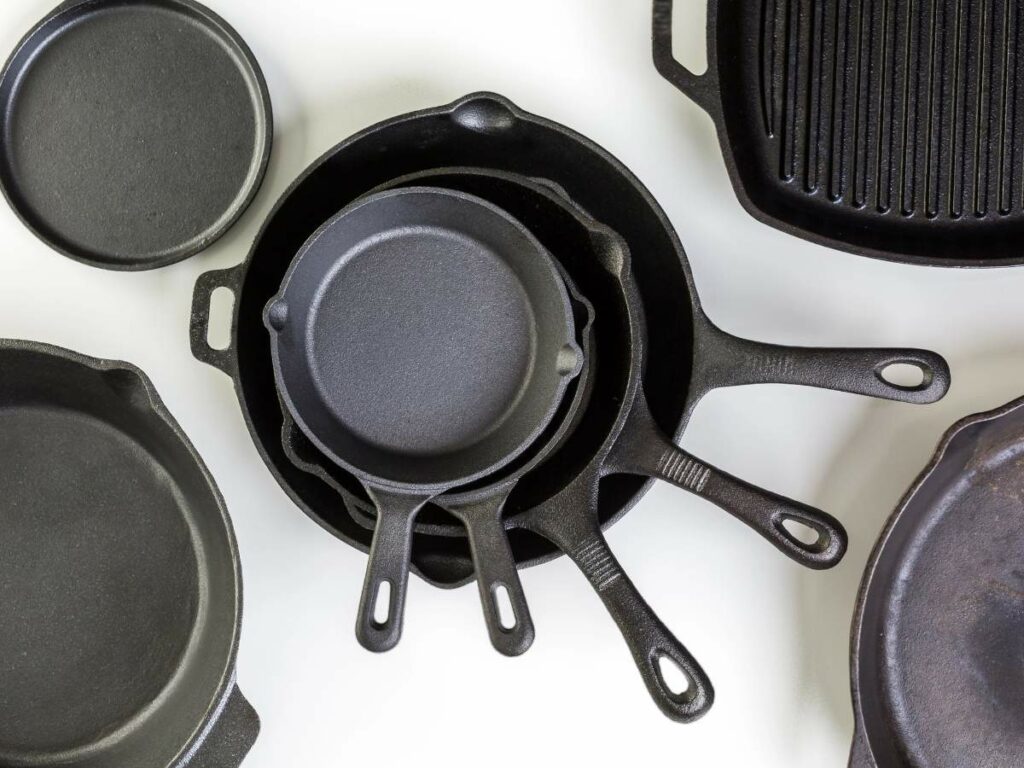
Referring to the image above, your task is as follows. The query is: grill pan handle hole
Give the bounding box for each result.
[656,652,693,698]
[206,287,235,351]
[781,517,823,548]
[492,584,516,630]
[372,581,392,627]
[878,362,929,390]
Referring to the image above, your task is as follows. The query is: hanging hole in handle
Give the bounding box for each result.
[671,0,708,75]
[372,581,392,627]
[778,516,830,553]
[207,287,235,351]
[656,652,695,700]
[492,584,517,631]
[876,361,932,392]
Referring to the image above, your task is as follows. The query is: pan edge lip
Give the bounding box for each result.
[848,393,1024,762]
[0,0,274,271]
[0,337,246,764]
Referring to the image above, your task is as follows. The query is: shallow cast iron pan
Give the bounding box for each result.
[654,0,1024,266]
[0,340,257,768]
[0,0,272,270]
[850,396,1024,768]
[190,92,711,587]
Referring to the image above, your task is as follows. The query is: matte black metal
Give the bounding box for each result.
[0,0,272,270]
[265,186,581,652]
[189,93,950,593]
[0,340,257,767]
[849,396,1024,768]
[654,0,1024,267]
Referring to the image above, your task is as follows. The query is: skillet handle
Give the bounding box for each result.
[355,489,430,653]
[447,494,536,657]
[848,727,876,768]
[691,320,951,406]
[190,266,243,376]
[187,684,260,768]
[652,0,717,112]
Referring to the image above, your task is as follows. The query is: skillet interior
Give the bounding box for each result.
[232,94,694,586]
[0,342,239,768]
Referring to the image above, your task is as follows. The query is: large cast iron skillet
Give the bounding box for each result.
[850,396,1024,768]
[653,0,1024,266]
[0,340,257,768]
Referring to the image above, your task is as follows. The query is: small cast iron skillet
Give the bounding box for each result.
[850,396,1024,768]
[264,187,582,653]
[0,340,257,768]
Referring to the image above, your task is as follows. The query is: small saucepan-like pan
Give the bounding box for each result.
[850,396,1024,768]
[264,187,583,653]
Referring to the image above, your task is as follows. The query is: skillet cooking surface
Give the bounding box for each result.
[851,397,1024,767]
[655,0,1024,265]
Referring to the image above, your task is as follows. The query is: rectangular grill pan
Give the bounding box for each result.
[654,0,1024,266]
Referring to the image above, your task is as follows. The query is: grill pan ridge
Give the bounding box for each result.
[655,0,1024,265]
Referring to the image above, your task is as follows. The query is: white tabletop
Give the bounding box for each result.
[2,1,1022,766]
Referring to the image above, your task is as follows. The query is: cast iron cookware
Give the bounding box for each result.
[850,396,1024,768]
[265,186,582,654]
[0,0,272,270]
[188,93,950,591]
[654,0,1024,266]
[0,340,257,768]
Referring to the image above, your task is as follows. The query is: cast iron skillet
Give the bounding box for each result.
[653,0,1024,266]
[0,340,257,768]
[0,0,272,269]
[850,396,1024,768]
[265,186,582,654]
[188,93,947,588]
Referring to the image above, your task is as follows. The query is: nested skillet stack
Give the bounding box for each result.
[191,93,952,722]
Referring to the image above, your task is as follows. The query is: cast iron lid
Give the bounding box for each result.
[654,0,1024,267]
[850,395,1024,767]
[0,0,272,270]
[0,340,258,767]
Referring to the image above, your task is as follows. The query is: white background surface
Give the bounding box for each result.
[2,1,1023,766]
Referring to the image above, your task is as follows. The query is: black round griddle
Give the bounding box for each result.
[850,396,1024,768]
[0,340,257,768]
[265,187,581,652]
[0,0,272,270]
[654,0,1024,267]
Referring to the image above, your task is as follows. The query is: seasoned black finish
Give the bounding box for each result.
[654,0,1024,266]
[0,0,272,270]
[265,187,581,653]
[850,397,1024,768]
[0,340,256,768]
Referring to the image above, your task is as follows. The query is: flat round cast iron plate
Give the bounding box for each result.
[0,340,258,768]
[0,0,272,270]
[851,396,1024,768]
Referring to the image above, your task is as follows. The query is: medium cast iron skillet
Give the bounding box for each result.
[850,396,1024,768]
[0,340,257,768]
[653,0,1024,266]
[0,0,272,269]
[264,187,581,654]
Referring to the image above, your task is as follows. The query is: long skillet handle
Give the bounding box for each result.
[523,479,713,723]
[608,403,847,570]
[355,489,431,652]
[445,490,535,657]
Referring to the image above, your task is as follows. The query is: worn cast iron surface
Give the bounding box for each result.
[0,0,272,270]
[850,396,1024,768]
[0,340,257,768]
[654,0,1024,266]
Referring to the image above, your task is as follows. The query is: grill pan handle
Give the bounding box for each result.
[652,0,718,113]
[187,684,260,768]
[608,404,847,570]
[356,489,431,652]
[190,266,243,376]
[690,320,951,407]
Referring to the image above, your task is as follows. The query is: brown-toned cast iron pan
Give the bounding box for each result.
[654,0,1024,266]
[0,340,257,768]
[263,187,582,653]
[850,396,1024,768]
